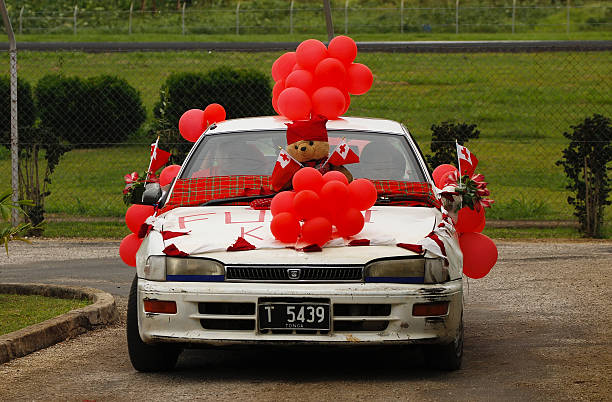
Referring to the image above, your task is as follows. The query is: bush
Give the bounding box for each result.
[152,67,274,163]
[36,74,146,146]
[426,121,480,169]
[556,114,612,238]
[0,76,37,143]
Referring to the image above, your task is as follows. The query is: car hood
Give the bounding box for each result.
[147,205,440,265]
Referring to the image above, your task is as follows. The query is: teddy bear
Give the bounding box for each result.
[273,116,353,191]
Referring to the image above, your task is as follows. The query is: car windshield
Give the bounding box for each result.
[180,130,426,182]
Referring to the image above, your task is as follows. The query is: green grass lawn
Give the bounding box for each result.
[0,49,610,225]
[0,293,91,335]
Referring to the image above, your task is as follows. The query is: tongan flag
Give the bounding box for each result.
[271,149,302,191]
[327,139,360,166]
[149,138,171,173]
[456,143,478,177]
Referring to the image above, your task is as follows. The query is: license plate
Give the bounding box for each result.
[258,302,330,331]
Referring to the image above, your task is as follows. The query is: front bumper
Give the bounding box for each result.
[137,278,463,346]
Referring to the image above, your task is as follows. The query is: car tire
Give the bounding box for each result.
[426,319,464,371]
[127,275,181,372]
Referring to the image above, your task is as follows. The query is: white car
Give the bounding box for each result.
[128,116,464,372]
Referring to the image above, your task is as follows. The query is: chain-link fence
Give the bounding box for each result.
[0,42,611,232]
[7,1,612,36]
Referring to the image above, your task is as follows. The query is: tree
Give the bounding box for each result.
[426,121,480,169]
[556,114,612,238]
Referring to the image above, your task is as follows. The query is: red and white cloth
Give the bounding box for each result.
[149,137,171,174]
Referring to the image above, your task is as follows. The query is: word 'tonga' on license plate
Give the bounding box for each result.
[258,303,330,330]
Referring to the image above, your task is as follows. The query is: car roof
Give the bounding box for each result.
[209,116,406,135]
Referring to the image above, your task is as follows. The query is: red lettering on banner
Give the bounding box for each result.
[178,213,215,229]
[241,226,263,241]
[364,210,376,223]
[225,210,266,224]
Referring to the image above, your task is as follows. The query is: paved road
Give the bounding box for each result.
[0,240,610,401]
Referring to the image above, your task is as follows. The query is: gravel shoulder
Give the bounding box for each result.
[0,239,610,401]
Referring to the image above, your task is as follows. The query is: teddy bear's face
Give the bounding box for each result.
[287,140,330,163]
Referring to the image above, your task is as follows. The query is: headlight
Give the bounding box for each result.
[364,257,449,284]
[144,256,225,282]
[364,258,425,283]
[424,258,450,284]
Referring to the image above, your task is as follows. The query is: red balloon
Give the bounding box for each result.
[459,232,497,279]
[296,39,328,71]
[292,167,324,193]
[328,35,358,65]
[270,191,296,216]
[348,178,377,211]
[271,52,297,82]
[455,206,486,233]
[203,103,226,126]
[301,217,332,247]
[125,204,155,234]
[119,233,143,267]
[178,109,205,142]
[335,207,365,238]
[285,69,315,95]
[273,80,285,99]
[160,164,181,187]
[341,91,351,115]
[432,164,457,188]
[278,87,311,121]
[323,170,349,185]
[347,63,373,95]
[293,190,322,221]
[320,180,350,212]
[270,212,301,243]
[311,86,345,120]
[314,58,347,89]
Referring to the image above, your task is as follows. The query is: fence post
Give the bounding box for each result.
[455,0,459,34]
[0,0,19,226]
[345,0,349,34]
[236,1,240,35]
[18,6,23,34]
[73,5,78,35]
[566,0,570,34]
[290,0,294,35]
[182,1,186,35]
[323,0,334,41]
[512,0,516,34]
[400,0,404,33]
[129,1,133,34]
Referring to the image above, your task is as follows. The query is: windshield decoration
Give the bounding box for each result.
[271,36,373,121]
[272,116,358,192]
[430,144,497,280]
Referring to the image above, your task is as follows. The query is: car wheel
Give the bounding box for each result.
[127,275,181,372]
[426,319,464,371]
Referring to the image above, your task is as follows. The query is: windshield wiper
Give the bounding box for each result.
[376,192,425,205]
[201,193,276,206]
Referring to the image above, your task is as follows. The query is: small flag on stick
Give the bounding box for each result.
[326,138,360,166]
[271,149,302,191]
[456,142,478,177]
[148,137,171,175]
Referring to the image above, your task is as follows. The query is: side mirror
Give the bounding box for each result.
[141,183,162,205]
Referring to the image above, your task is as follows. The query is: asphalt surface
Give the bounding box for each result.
[0,239,611,401]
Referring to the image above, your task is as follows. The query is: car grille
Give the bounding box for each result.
[198,302,256,331]
[225,266,363,282]
[333,303,392,332]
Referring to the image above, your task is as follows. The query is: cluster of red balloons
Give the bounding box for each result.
[432,164,497,279]
[272,36,373,121]
[270,168,377,246]
[120,204,155,267]
[178,103,226,142]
